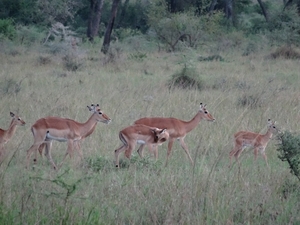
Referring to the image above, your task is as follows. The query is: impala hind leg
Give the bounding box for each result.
[26,144,41,169]
[115,145,127,168]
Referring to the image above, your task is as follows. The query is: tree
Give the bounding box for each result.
[87,0,105,41]
[257,0,269,22]
[101,0,120,54]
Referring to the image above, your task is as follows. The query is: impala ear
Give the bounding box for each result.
[160,128,167,134]
[267,119,273,126]
[10,112,15,117]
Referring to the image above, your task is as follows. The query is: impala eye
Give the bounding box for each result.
[273,126,276,129]
[99,111,102,115]
[18,118,20,120]
[204,111,208,114]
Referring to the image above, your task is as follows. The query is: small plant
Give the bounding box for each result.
[85,156,113,172]
[167,66,204,91]
[277,131,300,181]
[63,52,84,71]
[270,45,300,59]
[237,93,262,108]
[198,55,224,62]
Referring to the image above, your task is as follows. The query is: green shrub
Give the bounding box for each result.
[0,19,16,40]
[167,66,204,91]
[277,131,300,181]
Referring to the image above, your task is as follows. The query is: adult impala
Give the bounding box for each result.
[0,112,26,160]
[37,104,101,159]
[134,103,215,166]
[115,124,169,168]
[229,119,279,167]
[26,104,111,169]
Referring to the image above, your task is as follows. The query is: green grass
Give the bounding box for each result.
[0,42,299,224]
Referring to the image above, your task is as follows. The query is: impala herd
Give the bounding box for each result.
[0,103,279,169]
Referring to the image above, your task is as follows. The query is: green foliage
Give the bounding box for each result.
[85,156,114,172]
[277,131,300,181]
[16,25,45,45]
[167,66,204,91]
[0,19,16,40]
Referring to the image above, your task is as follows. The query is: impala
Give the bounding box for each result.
[0,112,26,159]
[134,103,215,166]
[26,104,111,169]
[37,104,101,158]
[229,119,279,167]
[115,124,169,168]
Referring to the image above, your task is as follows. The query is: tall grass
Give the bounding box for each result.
[0,42,299,224]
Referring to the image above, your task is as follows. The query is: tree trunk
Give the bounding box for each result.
[209,0,218,13]
[225,0,232,21]
[87,0,105,42]
[257,0,269,21]
[101,0,121,54]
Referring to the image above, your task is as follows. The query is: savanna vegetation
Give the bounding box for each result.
[0,0,300,224]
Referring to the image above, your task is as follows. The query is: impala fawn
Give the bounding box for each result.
[230,119,279,167]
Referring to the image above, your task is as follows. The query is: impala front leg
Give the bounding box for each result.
[58,139,74,168]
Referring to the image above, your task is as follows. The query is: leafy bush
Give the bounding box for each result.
[167,66,204,91]
[0,19,16,40]
[277,131,300,181]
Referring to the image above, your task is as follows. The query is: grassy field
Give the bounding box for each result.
[0,41,299,224]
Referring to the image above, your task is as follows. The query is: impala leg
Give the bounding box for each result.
[137,144,146,158]
[124,143,135,159]
[179,137,194,165]
[75,141,83,162]
[260,148,269,167]
[153,144,159,160]
[115,145,127,168]
[26,144,41,169]
[58,140,74,168]
[43,142,58,170]
[165,139,175,166]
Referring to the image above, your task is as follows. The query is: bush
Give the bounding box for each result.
[0,19,16,40]
[167,66,204,91]
[277,131,300,181]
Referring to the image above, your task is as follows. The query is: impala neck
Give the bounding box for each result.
[264,129,274,140]
[3,120,18,142]
[78,113,99,137]
[183,111,203,133]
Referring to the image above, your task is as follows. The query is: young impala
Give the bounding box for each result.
[229,119,279,167]
[0,112,26,160]
[26,104,111,169]
[134,103,215,166]
[115,124,169,168]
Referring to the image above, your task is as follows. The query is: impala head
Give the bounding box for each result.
[199,103,215,121]
[152,128,169,143]
[267,119,279,134]
[87,104,111,124]
[10,112,26,126]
